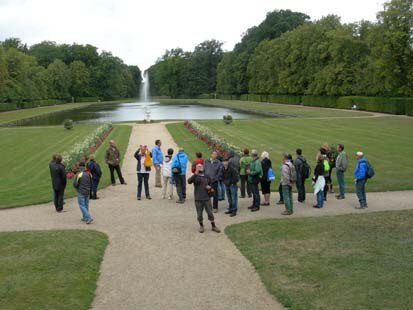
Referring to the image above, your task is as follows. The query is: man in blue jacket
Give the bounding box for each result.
[152,139,164,188]
[172,148,188,204]
[354,151,368,209]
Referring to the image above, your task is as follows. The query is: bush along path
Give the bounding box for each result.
[0,123,413,310]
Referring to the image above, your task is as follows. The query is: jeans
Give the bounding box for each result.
[195,200,214,224]
[336,170,345,197]
[316,190,324,208]
[174,174,186,201]
[137,173,150,197]
[282,185,293,213]
[251,182,260,209]
[53,187,65,211]
[77,193,91,221]
[109,164,125,185]
[225,184,238,214]
[161,176,174,199]
[155,165,162,187]
[296,177,306,202]
[211,181,219,209]
[240,175,251,197]
[218,180,225,200]
[356,179,367,206]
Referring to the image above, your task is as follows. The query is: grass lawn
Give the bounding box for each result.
[159,98,373,118]
[0,99,137,125]
[226,210,413,310]
[0,124,132,209]
[167,116,413,192]
[0,230,108,310]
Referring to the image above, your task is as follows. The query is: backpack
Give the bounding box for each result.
[267,167,276,182]
[323,159,330,173]
[143,151,152,168]
[297,158,311,179]
[365,160,375,179]
[286,163,297,183]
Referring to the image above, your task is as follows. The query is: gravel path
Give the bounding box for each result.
[1,123,413,310]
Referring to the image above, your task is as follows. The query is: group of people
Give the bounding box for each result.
[49,138,373,232]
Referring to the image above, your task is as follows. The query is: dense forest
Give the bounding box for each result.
[0,39,142,107]
[148,0,413,98]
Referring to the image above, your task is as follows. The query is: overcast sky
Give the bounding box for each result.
[0,0,384,71]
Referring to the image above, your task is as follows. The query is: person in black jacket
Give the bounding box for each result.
[260,151,272,206]
[223,158,239,216]
[73,162,93,224]
[188,164,221,234]
[87,154,102,200]
[134,145,152,200]
[49,154,66,212]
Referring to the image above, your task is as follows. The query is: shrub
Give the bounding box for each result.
[248,94,263,102]
[267,95,302,105]
[223,114,233,125]
[64,119,73,130]
[197,93,215,99]
[75,97,100,103]
[0,102,18,112]
[302,96,339,108]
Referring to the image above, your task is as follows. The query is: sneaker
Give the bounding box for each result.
[276,201,284,205]
[250,207,260,212]
[146,196,152,200]
[281,210,292,215]
[212,226,221,233]
[230,213,237,217]
[248,206,254,209]
[199,226,205,233]
[137,196,141,200]
[261,202,270,206]
[86,219,94,224]
[336,196,345,200]
[168,196,172,200]
[213,208,218,213]
[176,200,185,204]
[225,210,232,214]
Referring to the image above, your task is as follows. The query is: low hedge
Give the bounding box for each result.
[267,94,302,105]
[0,102,18,112]
[338,96,410,115]
[302,96,339,108]
[75,97,100,103]
[197,93,215,100]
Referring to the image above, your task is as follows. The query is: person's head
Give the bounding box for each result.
[109,140,116,147]
[167,148,174,156]
[296,148,302,156]
[319,147,327,155]
[243,148,250,156]
[223,158,229,168]
[155,139,161,147]
[251,149,258,159]
[196,163,204,174]
[261,151,269,159]
[51,154,57,162]
[89,154,95,161]
[55,154,62,164]
[356,151,364,160]
[287,154,293,161]
[337,144,344,152]
[211,150,218,160]
[141,144,148,151]
[321,143,330,151]
[79,161,86,169]
[282,153,290,163]
[196,152,202,158]
[179,147,184,153]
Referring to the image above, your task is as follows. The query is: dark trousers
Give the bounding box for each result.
[174,174,186,200]
[296,178,306,202]
[278,183,284,202]
[91,178,100,198]
[356,179,367,206]
[53,187,65,211]
[109,164,125,185]
[324,175,331,200]
[137,173,150,197]
[211,181,219,209]
[195,200,214,224]
[251,182,260,208]
[240,175,251,197]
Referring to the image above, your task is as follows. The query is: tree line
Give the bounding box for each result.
[148,0,413,98]
[0,39,142,105]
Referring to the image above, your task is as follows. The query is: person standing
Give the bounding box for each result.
[354,151,368,209]
[312,155,326,208]
[172,148,188,204]
[134,145,152,200]
[239,148,252,198]
[227,150,240,174]
[191,152,204,174]
[260,151,272,206]
[281,153,294,215]
[152,139,163,188]
[162,148,174,200]
[204,151,222,212]
[294,148,309,203]
[335,144,348,200]
[49,154,67,212]
[188,164,221,233]
[73,162,93,224]
[222,158,239,217]
[105,140,126,186]
[87,154,102,200]
[217,154,226,201]
[247,150,263,212]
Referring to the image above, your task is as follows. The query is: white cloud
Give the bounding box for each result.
[0,0,384,70]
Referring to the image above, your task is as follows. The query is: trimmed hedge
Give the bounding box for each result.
[0,102,18,112]
[302,96,339,108]
[197,93,215,99]
[75,97,100,103]
[337,96,410,115]
[267,94,302,105]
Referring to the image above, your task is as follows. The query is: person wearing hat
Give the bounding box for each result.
[73,161,93,224]
[188,164,221,233]
[247,150,263,212]
[354,151,368,209]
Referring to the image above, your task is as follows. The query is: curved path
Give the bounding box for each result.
[1,123,413,310]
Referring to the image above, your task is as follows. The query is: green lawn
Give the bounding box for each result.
[167,116,413,192]
[159,98,373,118]
[0,230,108,310]
[0,124,131,208]
[226,210,413,310]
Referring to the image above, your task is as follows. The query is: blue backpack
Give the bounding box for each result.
[267,167,276,182]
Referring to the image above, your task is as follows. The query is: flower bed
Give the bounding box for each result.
[63,123,113,175]
[184,120,242,157]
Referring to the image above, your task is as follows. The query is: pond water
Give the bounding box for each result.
[10,101,263,126]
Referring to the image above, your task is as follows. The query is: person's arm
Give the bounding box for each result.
[134,150,140,160]
[355,161,367,180]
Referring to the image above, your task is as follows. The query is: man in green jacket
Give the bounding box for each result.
[335,144,348,200]
[239,148,252,198]
[247,150,263,212]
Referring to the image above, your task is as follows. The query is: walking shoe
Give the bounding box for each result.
[168,196,172,200]
[225,210,232,214]
[336,196,345,200]
[250,207,260,212]
[261,202,270,206]
[248,206,254,209]
[230,213,237,217]
[355,205,365,209]
[212,226,221,233]
[176,200,185,204]
[86,219,94,224]
[146,196,152,200]
[276,201,284,205]
[213,208,218,213]
[137,196,141,200]
[281,210,293,215]
[199,226,205,233]
[313,205,321,209]
[122,182,128,185]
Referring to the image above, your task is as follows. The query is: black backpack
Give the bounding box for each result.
[297,158,311,179]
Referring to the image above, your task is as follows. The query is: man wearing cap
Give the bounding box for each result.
[354,151,368,209]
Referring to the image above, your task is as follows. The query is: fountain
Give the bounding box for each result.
[140,71,151,122]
